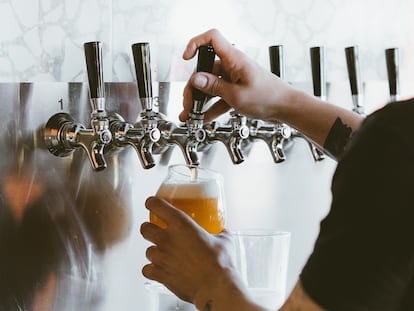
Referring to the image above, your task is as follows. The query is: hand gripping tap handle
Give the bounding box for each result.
[385,48,400,102]
[310,46,326,100]
[269,45,284,80]
[192,45,216,115]
[132,42,154,111]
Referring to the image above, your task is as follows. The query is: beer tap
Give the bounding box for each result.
[345,46,365,115]
[109,42,161,169]
[245,44,292,163]
[43,41,112,171]
[385,47,400,103]
[155,45,215,166]
[204,109,250,164]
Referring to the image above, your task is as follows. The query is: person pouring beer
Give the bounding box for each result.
[140,29,414,310]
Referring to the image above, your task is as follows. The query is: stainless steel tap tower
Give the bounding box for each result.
[40,42,400,171]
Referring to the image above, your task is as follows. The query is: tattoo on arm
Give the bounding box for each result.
[323,117,354,160]
[203,300,213,311]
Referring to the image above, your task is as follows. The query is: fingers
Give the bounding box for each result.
[180,56,225,123]
[180,80,193,122]
[140,221,167,245]
[182,29,233,61]
[142,263,169,283]
[146,245,169,267]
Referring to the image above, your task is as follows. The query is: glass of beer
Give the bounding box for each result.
[151,164,225,234]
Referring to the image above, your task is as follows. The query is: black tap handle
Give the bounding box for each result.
[192,45,215,102]
[84,41,105,99]
[269,45,284,80]
[310,46,326,98]
[345,46,362,96]
[385,48,400,98]
[132,42,153,100]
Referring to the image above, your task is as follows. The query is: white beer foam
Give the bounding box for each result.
[157,180,219,199]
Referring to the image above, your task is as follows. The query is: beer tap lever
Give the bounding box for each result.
[385,47,400,103]
[310,46,326,101]
[176,45,216,165]
[133,42,154,111]
[345,46,365,115]
[82,41,112,170]
[269,44,285,80]
[190,45,216,117]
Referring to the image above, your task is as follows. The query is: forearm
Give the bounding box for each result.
[275,89,364,159]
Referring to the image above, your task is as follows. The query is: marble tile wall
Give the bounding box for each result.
[1,0,414,94]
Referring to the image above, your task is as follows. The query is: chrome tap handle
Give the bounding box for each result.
[385,48,400,102]
[191,45,215,115]
[132,42,154,111]
[345,46,364,115]
[269,45,284,80]
[310,46,326,100]
[84,41,106,114]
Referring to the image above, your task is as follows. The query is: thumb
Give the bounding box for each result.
[191,72,230,98]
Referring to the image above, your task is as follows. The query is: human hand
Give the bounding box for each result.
[140,196,245,309]
[180,29,297,124]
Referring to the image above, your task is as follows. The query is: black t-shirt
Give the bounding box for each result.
[301,99,414,310]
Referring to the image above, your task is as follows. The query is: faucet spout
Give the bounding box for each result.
[291,129,325,162]
[247,120,291,163]
[205,116,249,164]
[75,125,111,171]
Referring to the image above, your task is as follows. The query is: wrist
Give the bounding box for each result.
[194,268,265,311]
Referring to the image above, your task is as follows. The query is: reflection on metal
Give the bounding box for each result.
[0,82,133,310]
[0,80,333,310]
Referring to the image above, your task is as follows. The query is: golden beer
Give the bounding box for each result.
[151,165,225,234]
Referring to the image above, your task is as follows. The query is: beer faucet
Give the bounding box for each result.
[286,46,326,162]
[204,109,250,164]
[43,41,112,171]
[109,42,161,169]
[243,45,291,163]
[154,45,215,166]
[345,46,365,115]
[385,47,400,103]
[244,45,293,163]
[247,118,292,163]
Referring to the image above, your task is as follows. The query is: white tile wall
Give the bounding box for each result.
[1,0,414,94]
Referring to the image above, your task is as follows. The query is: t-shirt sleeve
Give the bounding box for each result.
[300,111,414,311]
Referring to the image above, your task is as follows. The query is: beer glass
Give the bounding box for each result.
[232,230,291,309]
[147,164,225,310]
[152,164,225,234]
